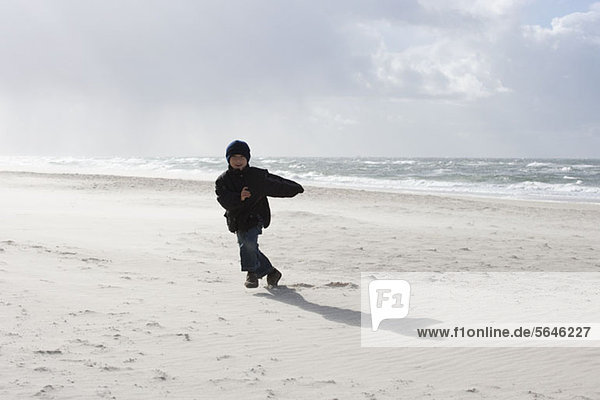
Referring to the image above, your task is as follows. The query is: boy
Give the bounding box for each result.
[215,140,304,288]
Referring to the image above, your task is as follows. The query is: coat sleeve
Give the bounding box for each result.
[215,176,244,211]
[263,171,304,198]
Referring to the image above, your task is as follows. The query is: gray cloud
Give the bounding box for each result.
[0,0,599,157]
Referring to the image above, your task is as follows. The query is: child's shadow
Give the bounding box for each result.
[254,285,441,339]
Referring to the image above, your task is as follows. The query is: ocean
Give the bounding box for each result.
[1,156,599,203]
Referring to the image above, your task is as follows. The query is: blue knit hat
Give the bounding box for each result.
[226,140,251,163]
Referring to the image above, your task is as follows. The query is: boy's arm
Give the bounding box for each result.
[263,171,304,198]
[215,178,244,210]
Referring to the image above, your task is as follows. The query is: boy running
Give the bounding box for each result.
[215,140,304,288]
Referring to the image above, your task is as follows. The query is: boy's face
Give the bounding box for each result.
[229,154,248,170]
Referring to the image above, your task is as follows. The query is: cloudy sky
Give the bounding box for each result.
[1,0,599,157]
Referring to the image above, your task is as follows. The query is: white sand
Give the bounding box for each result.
[1,171,599,399]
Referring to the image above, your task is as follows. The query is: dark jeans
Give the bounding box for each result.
[236,225,274,278]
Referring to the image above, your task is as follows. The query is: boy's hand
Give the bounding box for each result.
[241,187,251,201]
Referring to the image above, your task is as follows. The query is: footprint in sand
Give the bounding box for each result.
[246,364,266,377]
[34,349,63,355]
[324,281,359,289]
[34,384,62,397]
[153,369,171,381]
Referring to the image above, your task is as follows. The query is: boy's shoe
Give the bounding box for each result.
[266,268,282,287]
[244,272,259,288]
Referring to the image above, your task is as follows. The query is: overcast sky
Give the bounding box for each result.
[1,0,599,158]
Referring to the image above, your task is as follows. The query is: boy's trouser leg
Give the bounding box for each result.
[236,225,274,279]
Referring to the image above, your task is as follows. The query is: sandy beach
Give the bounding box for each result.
[1,171,599,399]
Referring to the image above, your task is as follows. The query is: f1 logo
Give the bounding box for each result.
[368,279,411,331]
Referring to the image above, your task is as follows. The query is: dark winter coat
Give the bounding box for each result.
[215,166,304,233]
